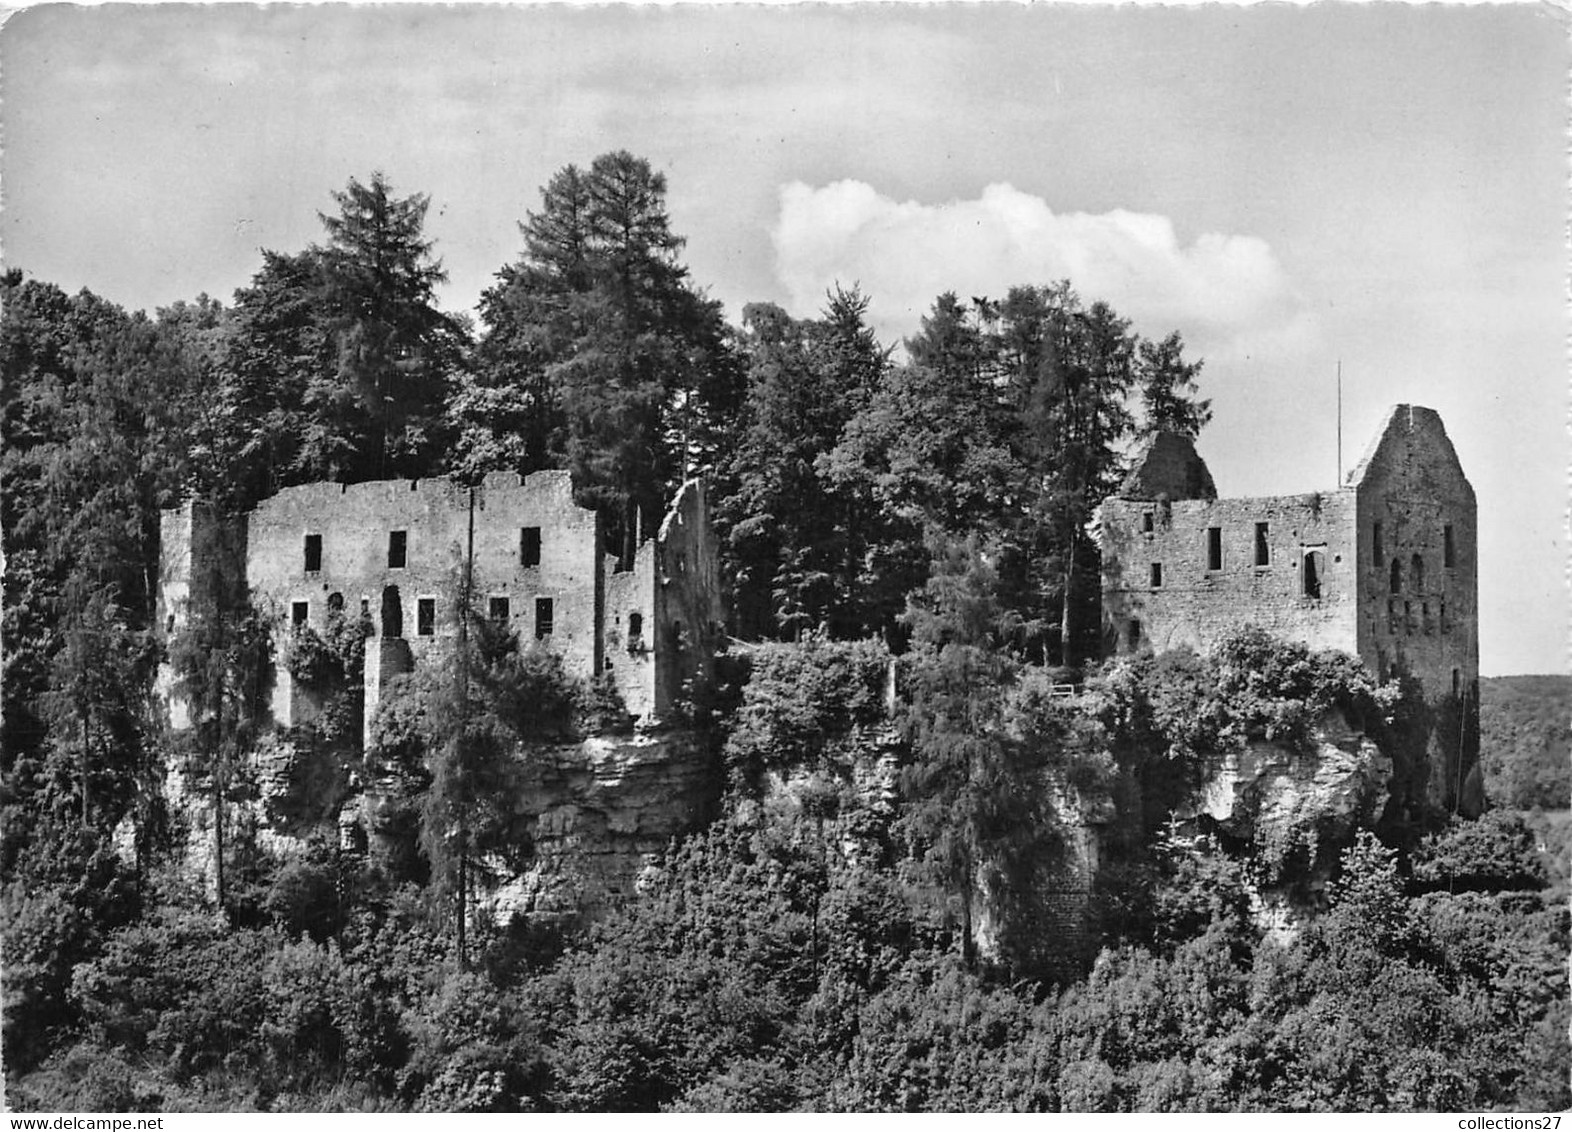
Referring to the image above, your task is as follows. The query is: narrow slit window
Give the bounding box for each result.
[1443,524,1455,568]
[1149,562,1163,588]
[489,596,510,622]
[1206,527,1223,571]
[1128,618,1142,649]
[304,533,322,573]
[292,601,309,627]
[388,530,407,569]
[1389,558,1402,595]
[520,527,542,568]
[1410,553,1425,594]
[1372,522,1384,567]
[417,598,435,637]
[1255,522,1270,567]
[535,597,554,640]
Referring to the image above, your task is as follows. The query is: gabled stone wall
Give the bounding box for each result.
[1349,405,1479,708]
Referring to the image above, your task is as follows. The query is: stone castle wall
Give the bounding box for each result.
[160,469,723,731]
[1100,489,1360,659]
[1099,405,1477,707]
[652,480,727,717]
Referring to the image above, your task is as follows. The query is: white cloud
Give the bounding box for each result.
[770,180,1314,360]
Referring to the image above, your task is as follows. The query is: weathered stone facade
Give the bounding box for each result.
[159,470,725,733]
[1097,404,1480,811]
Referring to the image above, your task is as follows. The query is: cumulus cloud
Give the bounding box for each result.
[770,180,1314,360]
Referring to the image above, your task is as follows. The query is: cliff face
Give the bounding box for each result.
[1165,706,1392,936]
[471,731,720,921]
[1175,707,1392,856]
[152,727,719,922]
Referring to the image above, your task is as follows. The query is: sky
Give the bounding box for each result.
[1,2,1565,675]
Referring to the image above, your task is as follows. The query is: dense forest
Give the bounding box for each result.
[2,153,1565,1112]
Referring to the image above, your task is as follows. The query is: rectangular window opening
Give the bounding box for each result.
[535,597,554,640]
[1372,521,1384,567]
[304,533,322,573]
[1141,511,1154,534]
[520,527,542,568]
[1254,522,1269,567]
[1149,562,1163,588]
[1206,527,1223,572]
[388,530,407,569]
[1443,524,1455,568]
[1128,618,1142,650]
[291,601,309,627]
[489,596,510,622]
[417,598,435,637]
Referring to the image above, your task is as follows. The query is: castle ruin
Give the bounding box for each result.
[159,470,726,737]
[1096,403,1480,812]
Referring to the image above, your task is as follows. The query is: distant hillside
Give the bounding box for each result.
[1480,675,1571,811]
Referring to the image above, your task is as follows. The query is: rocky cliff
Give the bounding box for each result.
[1170,705,1393,936]
[468,730,720,921]
[148,727,720,924]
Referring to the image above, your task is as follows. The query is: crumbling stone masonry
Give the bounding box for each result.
[1096,404,1480,813]
[158,470,726,736]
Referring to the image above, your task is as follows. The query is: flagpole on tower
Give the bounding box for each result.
[1336,360,1343,485]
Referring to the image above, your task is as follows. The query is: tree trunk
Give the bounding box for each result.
[79,698,90,828]
[961,843,976,967]
[457,842,468,966]
[1061,528,1078,669]
[214,756,226,914]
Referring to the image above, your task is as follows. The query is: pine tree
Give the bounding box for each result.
[719,288,889,639]
[1136,330,1212,440]
[216,173,464,500]
[469,152,737,565]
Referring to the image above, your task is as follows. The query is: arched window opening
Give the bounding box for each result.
[1410,553,1425,594]
[1389,558,1402,595]
[381,585,403,639]
[1302,549,1325,599]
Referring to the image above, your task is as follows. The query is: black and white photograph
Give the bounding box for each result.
[1,1,1566,1113]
